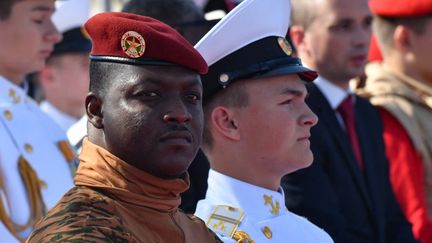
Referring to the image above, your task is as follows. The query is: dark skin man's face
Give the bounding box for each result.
[101,64,203,179]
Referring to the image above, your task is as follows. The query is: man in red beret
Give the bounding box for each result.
[26,12,221,243]
[361,0,432,242]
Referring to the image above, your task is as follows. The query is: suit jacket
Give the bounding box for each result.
[281,83,417,243]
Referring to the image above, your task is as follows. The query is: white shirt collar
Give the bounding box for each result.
[314,76,352,110]
[205,169,287,221]
[39,100,78,131]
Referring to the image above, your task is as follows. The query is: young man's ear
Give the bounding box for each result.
[210,106,241,141]
[393,25,412,53]
[86,92,103,129]
[38,66,55,87]
[289,25,306,51]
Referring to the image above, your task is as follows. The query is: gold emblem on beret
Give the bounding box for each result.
[277,37,293,56]
[121,31,146,58]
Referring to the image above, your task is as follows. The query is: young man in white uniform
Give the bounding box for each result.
[194,0,333,242]
[0,0,75,241]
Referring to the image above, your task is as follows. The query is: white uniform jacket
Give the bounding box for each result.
[0,76,75,242]
[195,169,334,243]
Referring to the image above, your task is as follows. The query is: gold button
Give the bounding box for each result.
[277,37,293,56]
[4,110,12,120]
[262,226,272,239]
[9,88,20,104]
[9,88,15,97]
[24,143,33,154]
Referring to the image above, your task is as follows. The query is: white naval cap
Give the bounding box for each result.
[195,0,318,102]
[51,0,92,56]
[53,0,91,33]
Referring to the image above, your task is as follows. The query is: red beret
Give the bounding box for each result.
[370,0,432,17]
[84,12,208,74]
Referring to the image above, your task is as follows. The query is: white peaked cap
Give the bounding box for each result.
[196,0,290,66]
[53,0,91,33]
[195,0,318,102]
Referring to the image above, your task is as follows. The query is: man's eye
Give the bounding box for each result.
[145,92,159,97]
[185,94,201,102]
[33,19,44,24]
[279,99,293,105]
[133,91,159,98]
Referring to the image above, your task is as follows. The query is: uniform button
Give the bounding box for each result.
[262,226,272,239]
[9,88,15,97]
[4,110,13,120]
[24,143,33,154]
[9,88,20,104]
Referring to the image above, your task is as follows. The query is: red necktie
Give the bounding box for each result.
[337,95,364,170]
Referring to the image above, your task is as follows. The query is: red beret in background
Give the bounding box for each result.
[84,12,208,74]
[370,0,432,17]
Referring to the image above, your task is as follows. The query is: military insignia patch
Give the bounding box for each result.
[233,230,255,243]
[277,37,293,56]
[121,31,146,58]
[207,205,245,238]
[263,194,280,215]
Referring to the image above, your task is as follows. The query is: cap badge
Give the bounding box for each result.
[277,37,293,56]
[121,31,146,58]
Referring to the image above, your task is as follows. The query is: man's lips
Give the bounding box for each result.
[297,134,310,141]
[40,49,53,58]
[159,130,192,144]
[350,54,367,66]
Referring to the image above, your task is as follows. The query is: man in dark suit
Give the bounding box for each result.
[281,0,418,242]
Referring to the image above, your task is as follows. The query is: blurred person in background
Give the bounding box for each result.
[359,0,432,242]
[37,0,91,131]
[0,0,76,241]
[281,0,418,242]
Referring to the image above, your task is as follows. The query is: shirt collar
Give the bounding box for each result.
[314,76,352,109]
[40,101,78,131]
[205,169,286,221]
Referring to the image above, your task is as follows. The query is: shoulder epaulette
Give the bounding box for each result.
[206,205,244,238]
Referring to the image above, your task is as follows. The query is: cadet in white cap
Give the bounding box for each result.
[37,0,92,132]
[0,0,75,242]
[193,0,333,242]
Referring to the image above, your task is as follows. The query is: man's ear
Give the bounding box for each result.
[289,25,306,51]
[393,25,412,53]
[86,92,103,129]
[210,106,241,141]
[38,66,55,87]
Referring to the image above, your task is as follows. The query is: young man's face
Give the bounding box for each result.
[0,0,61,83]
[234,74,318,175]
[409,18,432,86]
[101,64,204,179]
[42,53,90,118]
[301,0,371,83]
